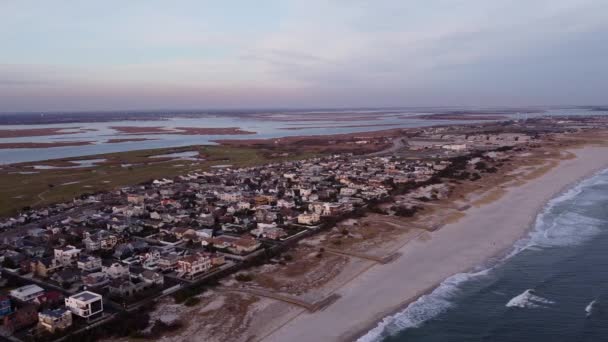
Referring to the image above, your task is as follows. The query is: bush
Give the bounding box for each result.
[173,287,205,304]
[150,320,183,335]
[475,161,487,170]
[235,273,253,282]
[184,297,201,307]
[393,206,421,217]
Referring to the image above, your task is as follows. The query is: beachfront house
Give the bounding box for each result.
[38,308,73,333]
[65,291,103,320]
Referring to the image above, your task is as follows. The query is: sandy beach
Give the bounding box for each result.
[260,144,608,342]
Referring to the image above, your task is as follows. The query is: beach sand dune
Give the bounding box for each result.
[261,145,608,342]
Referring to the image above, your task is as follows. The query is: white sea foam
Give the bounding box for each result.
[506,168,608,258]
[357,269,489,342]
[586,300,596,316]
[358,169,608,342]
[506,289,555,309]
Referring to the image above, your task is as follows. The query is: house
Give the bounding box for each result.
[83,232,118,251]
[65,291,103,320]
[340,187,358,196]
[102,263,129,279]
[2,304,38,333]
[138,270,164,286]
[33,291,64,307]
[22,246,46,259]
[250,225,287,240]
[38,308,72,333]
[157,253,180,272]
[54,245,81,266]
[202,235,260,255]
[10,284,44,302]
[218,192,241,202]
[127,194,145,205]
[442,143,467,151]
[297,212,321,225]
[177,253,212,278]
[236,201,251,211]
[140,250,161,270]
[170,227,196,240]
[0,296,11,317]
[50,268,81,287]
[108,278,147,298]
[198,213,215,227]
[113,243,134,259]
[77,255,102,273]
[82,272,110,289]
[30,258,59,278]
[83,235,101,251]
[221,223,248,234]
[255,208,278,223]
[194,229,214,240]
[276,199,295,208]
[322,202,351,216]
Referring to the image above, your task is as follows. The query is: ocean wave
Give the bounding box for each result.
[358,168,608,341]
[357,270,489,342]
[506,289,555,309]
[507,168,608,257]
[586,299,596,316]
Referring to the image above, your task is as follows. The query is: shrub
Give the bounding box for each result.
[235,273,253,282]
[475,161,487,170]
[393,206,421,217]
[150,320,183,335]
[184,297,201,307]
[470,173,481,181]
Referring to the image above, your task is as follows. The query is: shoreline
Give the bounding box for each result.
[352,155,608,342]
[261,144,608,342]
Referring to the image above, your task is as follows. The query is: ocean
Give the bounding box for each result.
[360,168,608,342]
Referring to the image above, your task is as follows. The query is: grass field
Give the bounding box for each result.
[0,145,319,218]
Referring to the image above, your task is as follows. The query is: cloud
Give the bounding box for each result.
[0,0,607,111]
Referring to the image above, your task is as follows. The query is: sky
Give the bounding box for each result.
[1,0,607,112]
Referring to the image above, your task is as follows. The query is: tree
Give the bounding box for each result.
[2,258,16,269]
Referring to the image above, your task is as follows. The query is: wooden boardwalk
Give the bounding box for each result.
[218,287,340,312]
[323,248,401,264]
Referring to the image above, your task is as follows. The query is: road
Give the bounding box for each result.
[367,137,407,156]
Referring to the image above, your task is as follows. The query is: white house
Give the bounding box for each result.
[442,144,467,151]
[9,284,44,302]
[54,245,81,266]
[297,212,321,225]
[102,263,129,279]
[340,187,358,196]
[77,255,102,273]
[65,291,103,320]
